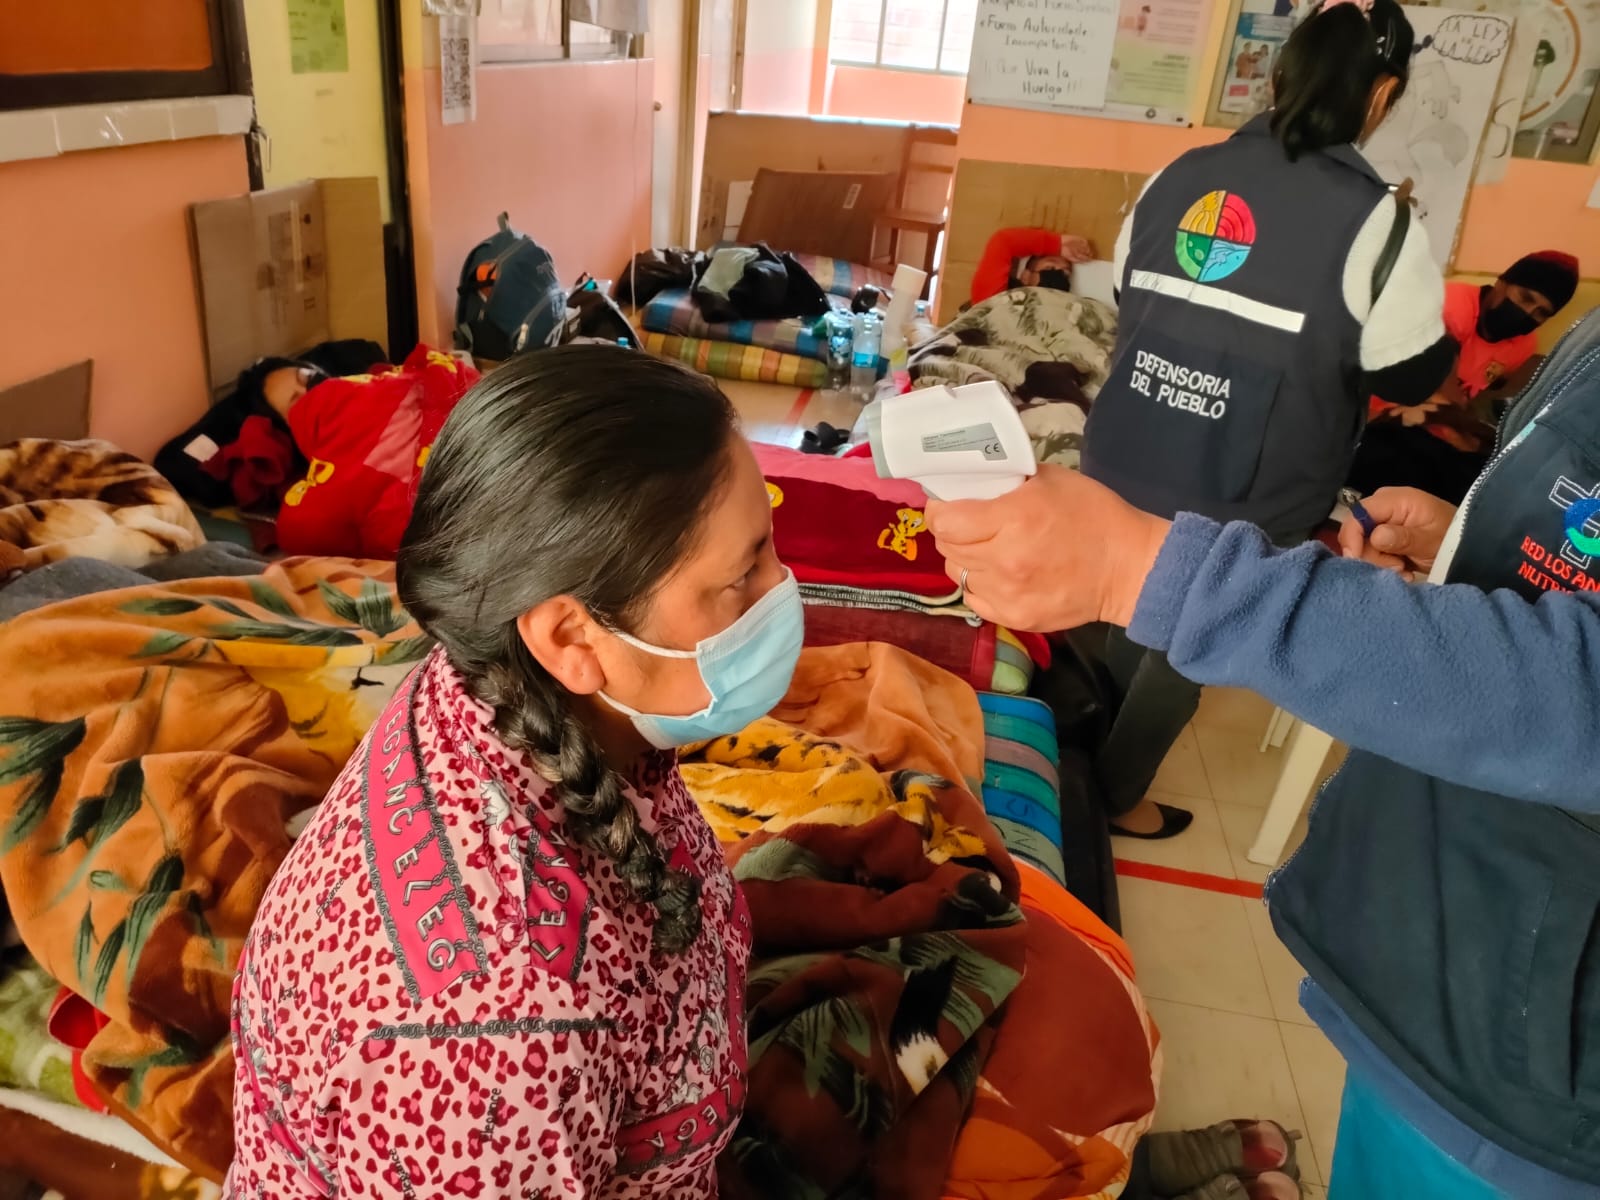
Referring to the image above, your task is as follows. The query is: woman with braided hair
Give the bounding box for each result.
[227,345,804,1199]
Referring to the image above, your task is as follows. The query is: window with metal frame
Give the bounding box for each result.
[478,0,640,65]
[828,0,979,75]
[0,0,247,112]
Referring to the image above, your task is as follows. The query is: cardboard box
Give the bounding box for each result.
[739,169,898,266]
[0,360,92,444]
[698,112,957,251]
[940,161,1150,322]
[190,177,388,395]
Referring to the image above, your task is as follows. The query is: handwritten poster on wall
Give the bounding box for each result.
[1360,7,1512,267]
[1412,0,1600,163]
[968,0,1121,112]
[967,0,1205,124]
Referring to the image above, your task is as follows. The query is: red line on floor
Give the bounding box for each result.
[1114,858,1265,899]
[783,388,815,428]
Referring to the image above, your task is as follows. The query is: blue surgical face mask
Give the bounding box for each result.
[597,569,805,749]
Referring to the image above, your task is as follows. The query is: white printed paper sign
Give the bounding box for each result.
[439,13,477,126]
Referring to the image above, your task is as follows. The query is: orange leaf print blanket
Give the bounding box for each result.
[0,559,430,1179]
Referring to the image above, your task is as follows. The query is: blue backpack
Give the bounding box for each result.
[454,213,566,361]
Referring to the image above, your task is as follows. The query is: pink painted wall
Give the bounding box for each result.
[1452,158,1600,275]
[0,137,250,460]
[956,104,1600,277]
[741,47,818,114]
[409,57,654,346]
[740,0,818,115]
[824,64,966,126]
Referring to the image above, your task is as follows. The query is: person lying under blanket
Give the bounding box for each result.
[154,338,386,513]
[970,227,1095,305]
[156,345,479,560]
[273,347,479,559]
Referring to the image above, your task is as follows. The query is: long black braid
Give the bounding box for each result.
[397,345,734,954]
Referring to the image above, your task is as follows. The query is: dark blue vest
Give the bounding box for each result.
[1084,118,1387,540]
[1268,310,1600,1185]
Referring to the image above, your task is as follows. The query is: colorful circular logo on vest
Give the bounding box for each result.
[1175,191,1257,283]
[1565,497,1600,556]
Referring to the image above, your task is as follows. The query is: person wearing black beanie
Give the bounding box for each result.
[1486,249,1581,342]
[1448,249,1579,399]
[1353,249,1582,504]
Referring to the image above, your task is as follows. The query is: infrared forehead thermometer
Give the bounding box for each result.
[863,382,1037,501]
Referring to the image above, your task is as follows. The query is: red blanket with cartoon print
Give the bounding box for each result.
[276,347,479,560]
[764,467,959,601]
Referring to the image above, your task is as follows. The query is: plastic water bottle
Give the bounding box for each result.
[824,309,854,391]
[851,311,882,401]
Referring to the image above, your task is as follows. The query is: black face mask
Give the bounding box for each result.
[1035,268,1073,292]
[1478,298,1540,343]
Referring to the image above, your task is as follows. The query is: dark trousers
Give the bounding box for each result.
[1070,623,1201,817]
[1070,527,1308,818]
[1347,422,1488,507]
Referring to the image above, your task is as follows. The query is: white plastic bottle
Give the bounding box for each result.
[850,311,882,401]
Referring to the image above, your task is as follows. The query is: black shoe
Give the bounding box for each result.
[1109,802,1194,840]
[800,422,850,455]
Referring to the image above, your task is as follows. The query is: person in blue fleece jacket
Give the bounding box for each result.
[924,335,1600,1199]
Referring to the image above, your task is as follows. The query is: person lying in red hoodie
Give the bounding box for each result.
[970,227,1095,305]
[275,346,480,560]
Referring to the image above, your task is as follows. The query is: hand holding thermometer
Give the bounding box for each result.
[863,382,1037,501]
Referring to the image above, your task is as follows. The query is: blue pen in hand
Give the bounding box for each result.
[1349,499,1379,539]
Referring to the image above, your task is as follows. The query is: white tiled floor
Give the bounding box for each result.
[721,380,865,449]
[1120,686,1346,1191]
[727,384,1345,1195]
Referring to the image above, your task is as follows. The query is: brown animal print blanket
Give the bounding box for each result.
[908,288,1117,408]
[0,440,204,580]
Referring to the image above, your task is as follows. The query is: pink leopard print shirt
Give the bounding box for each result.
[227,651,750,1199]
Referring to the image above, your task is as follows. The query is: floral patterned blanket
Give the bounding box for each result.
[686,696,1028,1200]
[0,560,429,1177]
[0,591,1154,1196]
[908,287,1118,403]
[683,644,1157,1200]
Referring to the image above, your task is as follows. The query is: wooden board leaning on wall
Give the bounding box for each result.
[939,159,1149,323]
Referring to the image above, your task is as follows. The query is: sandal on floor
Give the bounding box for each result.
[1146,1119,1302,1194]
[1109,802,1194,840]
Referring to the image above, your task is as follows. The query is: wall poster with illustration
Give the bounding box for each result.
[1208,0,1600,163]
[1359,8,1512,267]
[1205,0,1304,126]
[1413,0,1600,163]
[1216,0,1297,118]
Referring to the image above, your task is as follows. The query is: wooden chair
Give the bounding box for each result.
[872,124,959,297]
